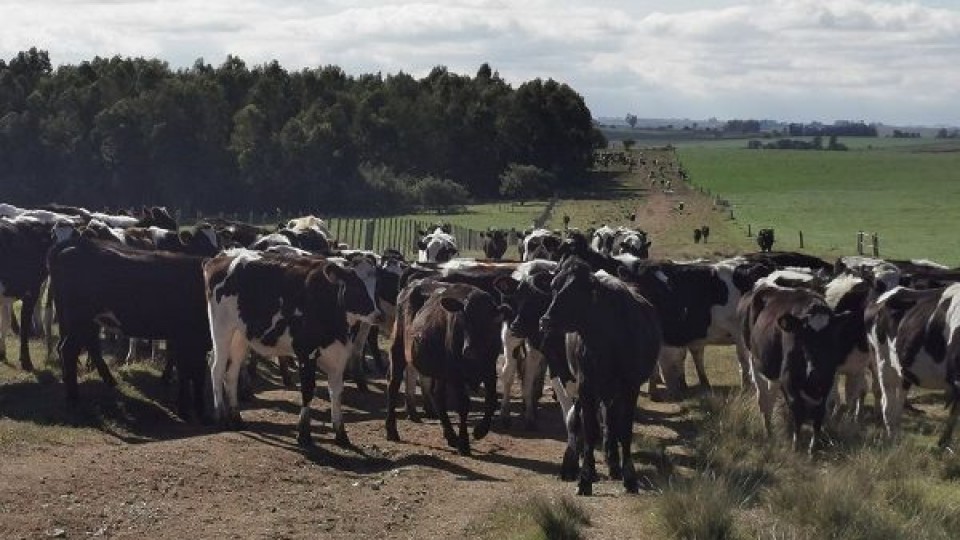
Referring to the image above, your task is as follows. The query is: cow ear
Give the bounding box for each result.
[440,297,465,313]
[777,314,803,333]
[530,271,553,294]
[322,263,349,284]
[418,229,427,236]
[493,276,519,296]
[178,230,194,244]
[417,239,427,250]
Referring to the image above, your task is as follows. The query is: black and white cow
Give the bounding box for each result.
[519,228,563,262]
[385,280,508,455]
[47,232,212,418]
[204,249,382,446]
[538,256,662,495]
[866,284,960,447]
[480,229,509,260]
[418,227,458,263]
[739,281,858,452]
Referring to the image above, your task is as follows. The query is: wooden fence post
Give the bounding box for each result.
[364,219,375,251]
[857,231,864,255]
[872,233,880,257]
[798,230,804,249]
[747,224,752,237]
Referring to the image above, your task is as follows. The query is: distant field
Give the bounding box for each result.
[678,139,960,263]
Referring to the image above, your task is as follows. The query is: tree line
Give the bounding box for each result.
[0,48,605,214]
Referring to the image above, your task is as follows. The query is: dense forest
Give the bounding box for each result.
[0,48,605,214]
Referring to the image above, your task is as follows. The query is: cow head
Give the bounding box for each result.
[522,229,563,262]
[617,230,652,259]
[777,305,857,410]
[481,228,508,260]
[505,270,554,339]
[539,257,595,334]
[418,228,458,263]
[178,224,220,256]
[439,287,511,366]
[316,262,383,326]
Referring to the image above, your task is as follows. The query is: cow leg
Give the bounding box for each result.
[938,397,960,448]
[498,327,522,428]
[521,346,547,430]
[689,345,711,388]
[560,400,581,481]
[296,354,317,447]
[18,295,36,371]
[84,324,116,388]
[404,365,422,422]
[877,359,905,439]
[123,338,138,364]
[752,364,778,438]
[843,370,868,419]
[0,299,11,362]
[43,290,55,363]
[161,355,176,385]
[620,388,642,494]
[325,357,351,446]
[551,375,576,428]
[385,350,405,442]
[655,347,686,401]
[455,384,471,456]
[223,333,249,430]
[278,355,295,387]
[603,403,622,480]
[578,391,600,496]
[347,322,371,393]
[367,326,387,374]
[58,332,83,401]
[474,370,497,441]
[429,379,458,450]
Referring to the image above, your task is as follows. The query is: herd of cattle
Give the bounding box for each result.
[3,201,960,496]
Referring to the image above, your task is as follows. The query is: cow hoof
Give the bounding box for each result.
[407,408,422,423]
[334,426,351,447]
[576,480,593,497]
[457,444,471,457]
[386,427,400,442]
[559,465,579,482]
[20,360,35,372]
[297,433,314,448]
[226,415,246,431]
[624,477,639,494]
[608,464,623,480]
[473,421,490,440]
[444,432,459,449]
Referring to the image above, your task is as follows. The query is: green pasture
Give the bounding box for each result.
[679,140,960,263]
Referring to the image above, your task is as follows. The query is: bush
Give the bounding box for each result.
[415,176,470,213]
[499,163,554,205]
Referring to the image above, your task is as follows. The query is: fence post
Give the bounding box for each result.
[747,224,752,237]
[729,209,734,220]
[872,233,880,257]
[364,219,375,251]
[857,231,863,255]
[798,230,804,249]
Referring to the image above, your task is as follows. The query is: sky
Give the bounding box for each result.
[2,0,959,126]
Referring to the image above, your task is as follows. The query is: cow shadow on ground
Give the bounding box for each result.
[0,361,214,444]
[238,426,505,482]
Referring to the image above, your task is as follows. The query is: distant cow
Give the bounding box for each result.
[866,284,960,447]
[693,228,702,243]
[480,229,509,260]
[385,280,507,455]
[204,249,382,446]
[757,229,775,252]
[700,225,710,243]
[538,257,661,495]
[589,225,617,255]
[739,282,857,452]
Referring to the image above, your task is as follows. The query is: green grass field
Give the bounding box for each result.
[679,139,960,263]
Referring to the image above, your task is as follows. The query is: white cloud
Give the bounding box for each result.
[1,0,958,124]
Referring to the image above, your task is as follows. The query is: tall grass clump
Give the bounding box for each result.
[657,473,741,540]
